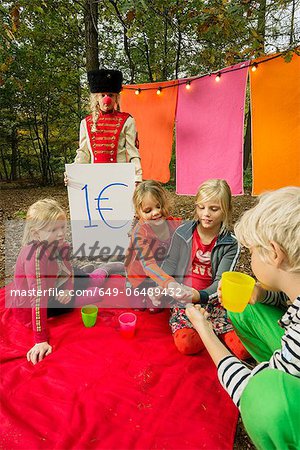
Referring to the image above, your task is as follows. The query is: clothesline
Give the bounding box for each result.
[120,52,300,195]
[122,49,295,91]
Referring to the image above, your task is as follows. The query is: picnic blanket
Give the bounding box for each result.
[0,278,238,450]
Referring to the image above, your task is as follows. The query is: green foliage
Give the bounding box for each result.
[243,167,252,190]
[0,0,298,185]
[0,1,86,183]
[14,209,26,218]
[97,0,299,82]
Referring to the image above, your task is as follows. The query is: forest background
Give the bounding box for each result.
[1,2,299,448]
[1,0,299,186]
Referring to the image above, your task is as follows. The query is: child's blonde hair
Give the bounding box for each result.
[90,93,120,132]
[22,199,66,245]
[195,179,232,232]
[133,180,171,219]
[234,186,300,272]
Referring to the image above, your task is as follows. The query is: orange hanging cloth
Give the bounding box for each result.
[250,53,300,195]
[121,80,178,182]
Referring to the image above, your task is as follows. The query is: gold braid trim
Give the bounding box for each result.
[35,247,42,332]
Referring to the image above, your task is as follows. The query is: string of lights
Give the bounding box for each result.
[122,49,298,95]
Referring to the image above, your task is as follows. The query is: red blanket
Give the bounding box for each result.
[0,279,238,449]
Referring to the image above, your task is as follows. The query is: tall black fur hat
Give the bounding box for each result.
[87,69,123,93]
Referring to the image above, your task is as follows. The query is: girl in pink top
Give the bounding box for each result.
[11,199,107,365]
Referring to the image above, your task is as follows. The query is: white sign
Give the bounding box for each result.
[66,163,135,257]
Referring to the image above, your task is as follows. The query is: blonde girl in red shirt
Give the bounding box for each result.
[161,179,249,358]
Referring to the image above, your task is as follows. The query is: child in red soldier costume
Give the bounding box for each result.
[10,199,110,365]
[65,69,142,185]
[125,180,185,312]
[160,179,249,358]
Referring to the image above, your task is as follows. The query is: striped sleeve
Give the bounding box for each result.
[217,356,252,407]
[263,301,300,376]
[132,225,174,288]
[218,298,300,408]
[261,290,289,310]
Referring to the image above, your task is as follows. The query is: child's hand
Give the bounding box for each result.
[217,280,223,305]
[249,282,267,304]
[218,280,266,306]
[27,342,52,365]
[149,295,162,307]
[181,285,201,303]
[57,289,73,304]
[167,281,191,301]
[185,304,212,330]
[64,172,68,186]
[147,287,162,306]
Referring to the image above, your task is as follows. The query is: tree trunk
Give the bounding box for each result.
[123,28,135,82]
[257,0,267,52]
[143,33,153,82]
[30,115,49,185]
[175,1,182,79]
[108,0,135,82]
[28,119,43,177]
[243,0,267,174]
[175,30,182,79]
[84,0,99,71]
[43,119,54,185]
[162,12,168,79]
[243,108,251,171]
[289,0,295,45]
[76,45,83,122]
[0,146,9,181]
[10,125,18,181]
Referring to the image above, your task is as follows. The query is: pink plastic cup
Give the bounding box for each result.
[118,312,137,339]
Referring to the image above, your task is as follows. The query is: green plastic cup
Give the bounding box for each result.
[221,272,255,313]
[81,305,98,327]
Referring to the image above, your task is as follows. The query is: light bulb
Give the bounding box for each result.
[135,88,140,95]
[186,81,191,90]
[215,72,221,82]
[157,87,162,95]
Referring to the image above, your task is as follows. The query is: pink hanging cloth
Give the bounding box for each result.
[176,62,249,195]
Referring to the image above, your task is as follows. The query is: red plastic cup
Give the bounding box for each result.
[118,312,137,338]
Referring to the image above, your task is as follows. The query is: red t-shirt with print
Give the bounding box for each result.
[191,228,217,291]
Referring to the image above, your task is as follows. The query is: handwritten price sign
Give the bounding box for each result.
[66,163,135,257]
